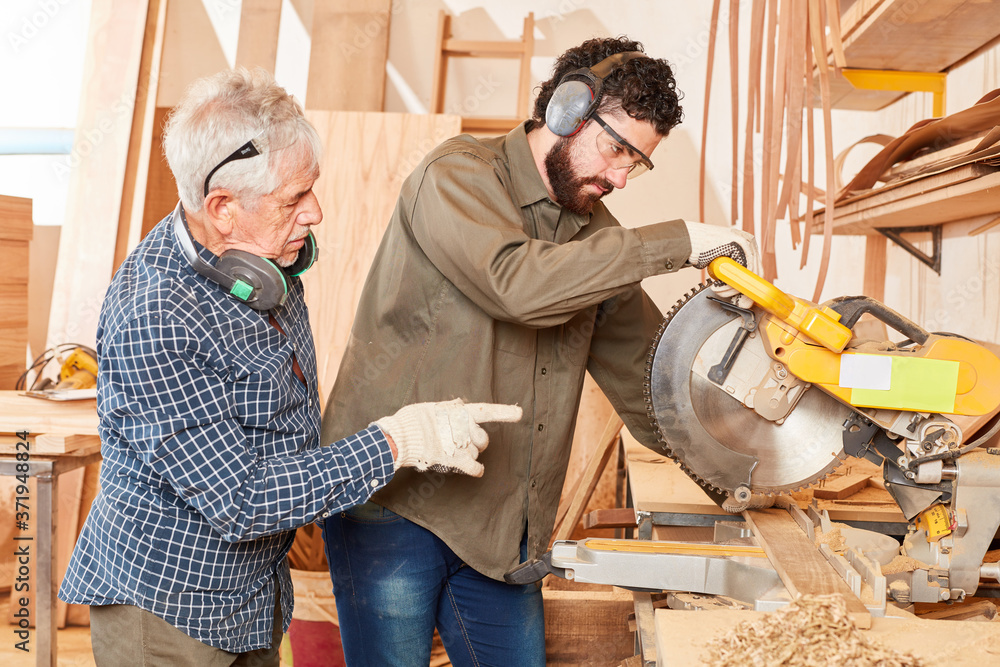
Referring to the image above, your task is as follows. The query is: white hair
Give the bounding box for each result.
[163,68,322,213]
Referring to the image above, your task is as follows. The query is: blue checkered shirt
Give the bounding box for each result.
[59,209,395,651]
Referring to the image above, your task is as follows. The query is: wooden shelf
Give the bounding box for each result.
[816,163,1000,235]
[817,0,1000,110]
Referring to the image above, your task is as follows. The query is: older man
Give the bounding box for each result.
[59,68,519,666]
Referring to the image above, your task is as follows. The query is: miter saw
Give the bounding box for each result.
[508,258,1000,609]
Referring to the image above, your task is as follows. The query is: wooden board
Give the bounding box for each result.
[289,568,339,624]
[0,392,99,436]
[235,0,283,73]
[66,461,102,627]
[559,374,622,540]
[863,233,887,302]
[743,507,871,628]
[0,195,31,391]
[812,472,871,500]
[817,0,1000,111]
[46,0,150,350]
[140,106,179,240]
[623,430,906,525]
[653,607,1000,666]
[543,588,634,667]
[0,195,33,242]
[826,166,1000,234]
[155,0,229,107]
[0,434,100,456]
[300,111,462,399]
[584,508,637,530]
[113,0,167,273]
[551,414,623,542]
[305,0,391,111]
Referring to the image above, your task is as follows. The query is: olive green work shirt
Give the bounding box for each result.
[321,121,692,581]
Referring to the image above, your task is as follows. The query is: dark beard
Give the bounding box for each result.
[543,137,615,216]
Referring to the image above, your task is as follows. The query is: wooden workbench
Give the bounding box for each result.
[0,391,101,667]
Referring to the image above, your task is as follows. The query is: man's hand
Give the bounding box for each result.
[375,399,522,477]
[683,221,762,298]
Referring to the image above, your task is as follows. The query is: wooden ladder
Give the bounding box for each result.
[429,10,535,135]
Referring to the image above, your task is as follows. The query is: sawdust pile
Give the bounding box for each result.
[814,524,847,552]
[700,595,924,666]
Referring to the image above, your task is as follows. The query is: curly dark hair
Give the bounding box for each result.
[532,36,683,136]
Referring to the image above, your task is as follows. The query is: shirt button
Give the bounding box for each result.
[370,479,379,488]
[322,512,330,518]
[530,480,537,489]
[665,260,674,270]
[537,424,544,432]
[540,368,547,375]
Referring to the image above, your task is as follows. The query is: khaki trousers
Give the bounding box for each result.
[90,583,282,667]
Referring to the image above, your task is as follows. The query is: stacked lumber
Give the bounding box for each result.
[0,196,32,390]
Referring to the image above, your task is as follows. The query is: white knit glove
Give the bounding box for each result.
[683,221,762,298]
[375,399,523,477]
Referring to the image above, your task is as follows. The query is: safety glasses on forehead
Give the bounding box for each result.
[591,113,654,179]
[203,138,261,197]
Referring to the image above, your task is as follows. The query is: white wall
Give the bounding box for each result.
[0,0,92,226]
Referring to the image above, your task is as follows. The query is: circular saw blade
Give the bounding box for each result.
[643,284,850,497]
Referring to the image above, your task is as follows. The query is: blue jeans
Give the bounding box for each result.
[322,502,545,667]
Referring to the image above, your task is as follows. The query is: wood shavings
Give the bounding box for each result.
[814,523,847,552]
[882,555,927,575]
[700,595,924,666]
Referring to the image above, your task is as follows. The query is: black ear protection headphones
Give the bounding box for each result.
[545,51,646,137]
[172,203,318,311]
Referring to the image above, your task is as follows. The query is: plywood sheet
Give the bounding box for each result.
[305,0,391,111]
[236,0,283,73]
[300,111,462,398]
[47,0,149,349]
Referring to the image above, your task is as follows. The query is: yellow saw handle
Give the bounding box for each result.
[707,257,853,353]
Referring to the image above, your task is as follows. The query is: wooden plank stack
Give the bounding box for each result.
[0,196,32,390]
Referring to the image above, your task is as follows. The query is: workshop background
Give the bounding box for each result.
[2,0,1000,665]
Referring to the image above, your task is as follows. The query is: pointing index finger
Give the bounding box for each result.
[464,403,523,424]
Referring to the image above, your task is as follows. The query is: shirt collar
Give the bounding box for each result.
[505,121,551,208]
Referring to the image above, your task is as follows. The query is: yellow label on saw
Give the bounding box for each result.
[849,356,959,413]
[916,505,952,542]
